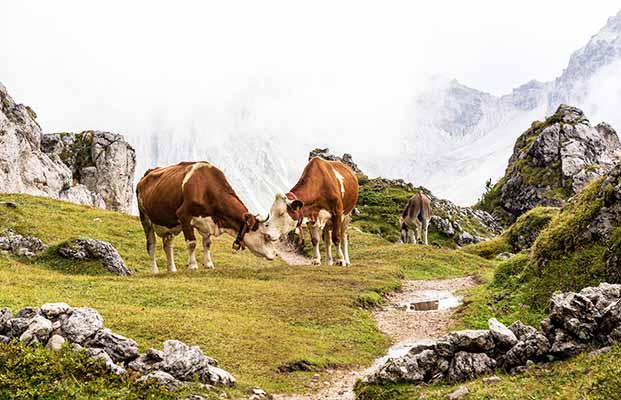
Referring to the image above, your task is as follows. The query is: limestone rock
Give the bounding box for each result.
[57,239,130,276]
[88,328,139,363]
[61,307,104,344]
[509,321,538,340]
[448,352,496,382]
[47,334,66,351]
[19,315,53,345]
[445,330,495,353]
[0,308,13,334]
[502,332,550,369]
[0,230,47,258]
[41,303,72,319]
[86,347,126,375]
[488,318,518,348]
[137,370,182,390]
[447,385,469,400]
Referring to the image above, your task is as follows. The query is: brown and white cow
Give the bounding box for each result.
[399,192,432,245]
[265,157,359,266]
[136,161,277,273]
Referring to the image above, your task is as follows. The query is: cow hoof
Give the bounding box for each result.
[205,262,215,269]
[187,264,199,271]
[311,259,321,266]
[336,260,346,266]
[168,267,177,273]
[151,268,160,274]
[327,259,334,266]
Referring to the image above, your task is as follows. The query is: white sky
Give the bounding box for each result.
[1,1,620,136]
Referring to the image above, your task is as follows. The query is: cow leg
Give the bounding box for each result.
[323,227,333,266]
[139,209,159,273]
[162,234,177,273]
[332,213,346,266]
[342,226,351,266]
[201,234,215,269]
[176,205,199,270]
[310,224,322,266]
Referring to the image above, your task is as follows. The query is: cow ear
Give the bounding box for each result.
[244,213,259,231]
[289,199,303,211]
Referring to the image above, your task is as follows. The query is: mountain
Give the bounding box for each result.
[387,10,621,206]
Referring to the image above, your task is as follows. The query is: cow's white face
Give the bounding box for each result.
[263,193,303,240]
[243,226,278,260]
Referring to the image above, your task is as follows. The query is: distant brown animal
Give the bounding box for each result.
[400,192,432,245]
[136,161,276,273]
[264,157,359,266]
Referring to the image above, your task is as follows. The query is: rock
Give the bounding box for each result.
[447,385,469,400]
[549,292,600,341]
[57,239,130,276]
[549,328,588,357]
[479,104,621,224]
[431,216,455,236]
[0,230,47,257]
[203,366,237,386]
[600,300,621,334]
[488,318,518,348]
[309,148,363,175]
[502,331,550,369]
[0,335,10,344]
[8,318,31,338]
[15,307,41,319]
[0,84,136,212]
[589,346,612,357]
[509,321,538,340]
[88,328,139,363]
[86,348,127,375]
[369,349,440,383]
[137,370,182,390]
[447,352,496,382]
[248,388,269,400]
[127,348,165,374]
[445,330,495,353]
[0,308,13,334]
[61,307,104,344]
[495,252,514,261]
[160,339,216,380]
[41,302,72,319]
[47,334,66,351]
[482,375,502,384]
[19,315,53,345]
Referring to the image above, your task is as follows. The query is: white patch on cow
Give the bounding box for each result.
[190,216,219,236]
[182,162,212,189]
[333,168,346,196]
[317,209,332,229]
[153,224,182,237]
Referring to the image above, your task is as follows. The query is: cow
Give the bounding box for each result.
[136,161,277,273]
[264,157,359,266]
[399,192,432,245]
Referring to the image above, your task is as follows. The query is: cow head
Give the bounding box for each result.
[238,213,278,260]
[263,193,304,239]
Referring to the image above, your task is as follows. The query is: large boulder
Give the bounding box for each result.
[501,331,550,369]
[0,82,135,213]
[488,318,518,349]
[57,239,130,276]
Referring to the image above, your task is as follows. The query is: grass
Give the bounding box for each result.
[0,193,493,397]
[355,345,621,400]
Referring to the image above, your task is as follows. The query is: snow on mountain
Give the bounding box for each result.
[384,9,621,205]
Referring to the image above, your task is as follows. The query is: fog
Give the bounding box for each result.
[1,1,621,211]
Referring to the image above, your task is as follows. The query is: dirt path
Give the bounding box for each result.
[273,276,477,400]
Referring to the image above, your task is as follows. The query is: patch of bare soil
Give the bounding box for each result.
[273,276,478,400]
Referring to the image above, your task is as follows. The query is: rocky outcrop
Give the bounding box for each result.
[57,238,131,276]
[309,148,363,175]
[0,83,135,213]
[365,282,621,386]
[0,303,235,390]
[0,229,47,257]
[478,105,621,225]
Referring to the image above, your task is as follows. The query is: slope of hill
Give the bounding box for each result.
[0,193,493,398]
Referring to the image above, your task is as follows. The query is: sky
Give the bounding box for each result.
[1,1,620,134]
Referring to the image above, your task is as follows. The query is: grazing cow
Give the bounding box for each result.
[136,161,277,273]
[265,157,358,266]
[400,192,432,245]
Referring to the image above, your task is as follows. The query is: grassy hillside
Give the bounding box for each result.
[0,193,493,397]
[463,206,559,260]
